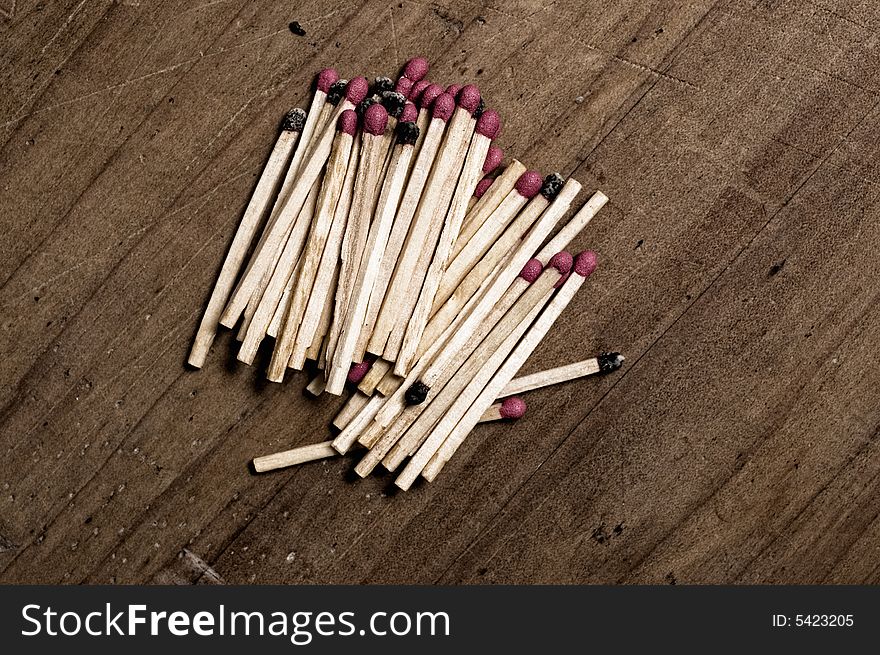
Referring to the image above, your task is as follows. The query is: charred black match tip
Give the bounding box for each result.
[598,352,624,372]
[381,91,407,118]
[327,80,348,105]
[540,173,565,200]
[373,76,394,93]
[281,107,307,132]
[357,94,381,116]
[405,381,430,405]
[397,121,420,145]
[473,97,486,119]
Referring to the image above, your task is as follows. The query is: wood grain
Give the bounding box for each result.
[1,0,879,584]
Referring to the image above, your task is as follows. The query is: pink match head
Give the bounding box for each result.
[347,358,374,385]
[400,101,418,123]
[518,258,543,283]
[403,57,429,81]
[515,170,543,198]
[345,76,369,105]
[574,250,599,277]
[500,396,527,420]
[337,109,358,135]
[483,145,503,174]
[549,251,574,287]
[410,79,431,103]
[395,76,414,98]
[317,68,339,93]
[431,93,455,122]
[474,176,494,198]
[475,109,501,139]
[445,83,461,98]
[420,83,444,109]
[363,103,389,135]
[457,84,481,114]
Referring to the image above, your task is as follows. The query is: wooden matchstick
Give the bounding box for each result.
[305,262,340,364]
[325,118,421,394]
[456,160,527,256]
[395,108,501,375]
[357,358,393,395]
[332,391,371,430]
[481,396,527,422]
[419,251,599,484]
[500,352,624,396]
[406,82,442,178]
[187,108,306,368]
[305,374,326,396]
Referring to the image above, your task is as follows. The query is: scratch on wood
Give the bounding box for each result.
[41,0,88,53]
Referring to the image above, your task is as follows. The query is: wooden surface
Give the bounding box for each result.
[2,0,879,585]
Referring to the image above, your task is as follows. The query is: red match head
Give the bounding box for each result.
[346,77,370,105]
[395,76,414,98]
[363,103,389,135]
[337,109,358,135]
[515,170,543,198]
[500,396,527,420]
[410,79,431,103]
[431,93,455,122]
[400,101,418,123]
[403,57,429,81]
[475,109,501,139]
[474,176,494,198]
[518,258,543,283]
[549,251,574,287]
[420,83,444,109]
[347,358,374,384]
[483,145,503,174]
[574,250,598,277]
[317,68,339,93]
[457,84,481,114]
[446,83,461,98]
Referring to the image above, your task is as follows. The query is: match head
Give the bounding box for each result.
[457,84,482,114]
[337,109,358,135]
[445,83,461,98]
[500,396,527,420]
[515,170,543,198]
[363,103,389,135]
[549,251,574,287]
[397,121,420,145]
[400,100,418,123]
[574,250,598,277]
[432,93,455,122]
[473,97,486,119]
[420,83,444,109]
[381,90,407,118]
[403,57,429,81]
[483,145,503,174]
[347,358,374,385]
[373,76,394,93]
[598,352,625,372]
[474,176,494,198]
[405,381,430,405]
[356,94,380,116]
[326,79,348,105]
[281,107,306,132]
[541,173,565,200]
[346,76,370,105]
[394,76,413,98]
[410,79,431,103]
[316,68,339,93]
[518,258,544,283]
[475,109,501,139]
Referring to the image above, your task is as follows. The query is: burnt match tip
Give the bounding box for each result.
[403,57,429,82]
[347,358,374,384]
[432,93,455,122]
[337,109,358,135]
[346,76,370,104]
[475,109,501,139]
[473,97,486,119]
[397,121,420,145]
[373,76,394,93]
[474,176,494,198]
[549,251,574,286]
[317,68,340,93]
[357,94,380,116]
[574,250,598,277]
[420,83,444,109]
[541,173,565,200]
[446,83,461,98]
[381,90,407,118]
[400,101,418,123]
[457,84,481,113]
[395,76,414,98]
[483,145,503,174]
[518,258,544,283]
[281,107,307,132]
[364,103,389,135]
[405,381,430,405]
[500,396,527,420]
[515,170,543,198]
[410,79,431,103]
[327,79,348,105]
[597,352,625,372]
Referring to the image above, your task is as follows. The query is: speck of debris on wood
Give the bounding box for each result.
[288,21,306,36]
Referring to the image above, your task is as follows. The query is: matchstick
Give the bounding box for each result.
[419,251,598,483]
[456,160,527,256]
[332,391,371,430]
[364,91,456,357]
[357,358,392,395]
[395,108,501,375]
[402,56,429,82]
[264,110,358,380]
[408,82,443,174]
[289,68,338,183]
[305,262,340,365]
[187,108,306,368]
[382,86,483,362]
[305,375,326,396]
[500,352,624,396]
[481,396,527,422]
[325,118,421,394]
[219,77,369,329]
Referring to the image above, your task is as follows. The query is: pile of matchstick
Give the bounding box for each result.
[188,57,622,490]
